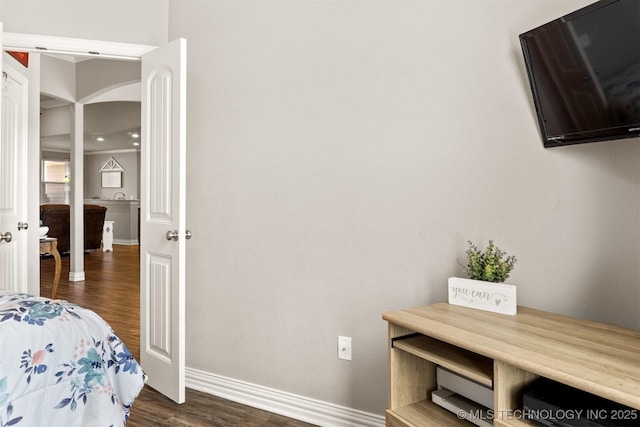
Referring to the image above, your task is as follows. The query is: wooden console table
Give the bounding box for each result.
[40,237,61,299]
[383,302,640,426]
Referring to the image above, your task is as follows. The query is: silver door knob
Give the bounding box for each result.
[17,222,28,230]
[0,232,12,243]
[166,230,192,241]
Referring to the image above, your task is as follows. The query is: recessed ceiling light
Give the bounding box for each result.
[131,133,139,138]
[96,137,104,142]
[132,142,140,146]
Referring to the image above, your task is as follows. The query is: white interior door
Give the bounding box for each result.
[0,52,29,294]
[140,38,187,404]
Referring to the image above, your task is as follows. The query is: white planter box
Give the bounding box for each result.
[448,277,517,315]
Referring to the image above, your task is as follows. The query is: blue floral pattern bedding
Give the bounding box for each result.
[0,291,146,427]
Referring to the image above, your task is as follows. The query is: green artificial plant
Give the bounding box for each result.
[465,240,517,283]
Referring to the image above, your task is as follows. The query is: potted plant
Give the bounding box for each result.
[448,240,518,315]
[465,240,517,283]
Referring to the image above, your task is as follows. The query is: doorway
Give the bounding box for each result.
[37,54,143,356]
[4,33,188,403]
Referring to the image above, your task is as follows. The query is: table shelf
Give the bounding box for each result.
[383,302,640,426]
[393,334,493,388]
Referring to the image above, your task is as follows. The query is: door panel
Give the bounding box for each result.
[140,38,187,404]
[0,54,28,293]
[148,254,171,361]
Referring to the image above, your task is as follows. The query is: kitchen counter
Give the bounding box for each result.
[87,199,140,203]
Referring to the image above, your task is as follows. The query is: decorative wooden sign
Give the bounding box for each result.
[100,157,125,188]
[448,277,517,315]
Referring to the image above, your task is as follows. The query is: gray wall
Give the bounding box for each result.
[0,0,169,46]
[5,0,639,418]
[171,0,640,415]
[84,151,139,200]
[85,152,141,243]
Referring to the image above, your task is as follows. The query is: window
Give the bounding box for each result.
[42,160,69,204]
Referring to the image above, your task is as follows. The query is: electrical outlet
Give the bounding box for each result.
[338,336,352,361]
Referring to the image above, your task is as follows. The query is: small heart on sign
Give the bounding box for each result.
[495,300,501,306]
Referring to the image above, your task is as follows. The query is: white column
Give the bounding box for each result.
[69,103,85,281]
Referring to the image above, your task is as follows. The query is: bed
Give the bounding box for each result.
[0,291,146,426]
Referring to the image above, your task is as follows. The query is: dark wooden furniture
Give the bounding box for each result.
[40,204,107,253]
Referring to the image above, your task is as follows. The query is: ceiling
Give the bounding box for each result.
[39,53,141,153]
[40,126,141,153]
[40,94,141,153]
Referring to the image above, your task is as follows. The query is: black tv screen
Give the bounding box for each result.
[520,0,640,148]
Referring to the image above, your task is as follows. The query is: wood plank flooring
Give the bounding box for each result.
[40,246,316,426]
[41,245,141,359]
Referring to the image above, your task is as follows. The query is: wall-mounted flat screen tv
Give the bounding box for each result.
[520,0,640,148]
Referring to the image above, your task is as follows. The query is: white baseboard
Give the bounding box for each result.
[113,239,139,246]
[185,367,385,427]
[68,271,85,282]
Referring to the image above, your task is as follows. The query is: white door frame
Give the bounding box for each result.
[3,33,156,61]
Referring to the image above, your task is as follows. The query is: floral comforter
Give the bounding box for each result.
[0,291,146,427]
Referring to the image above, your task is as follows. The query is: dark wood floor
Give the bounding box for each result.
[41,245,141,359]
[40,246,315,427]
